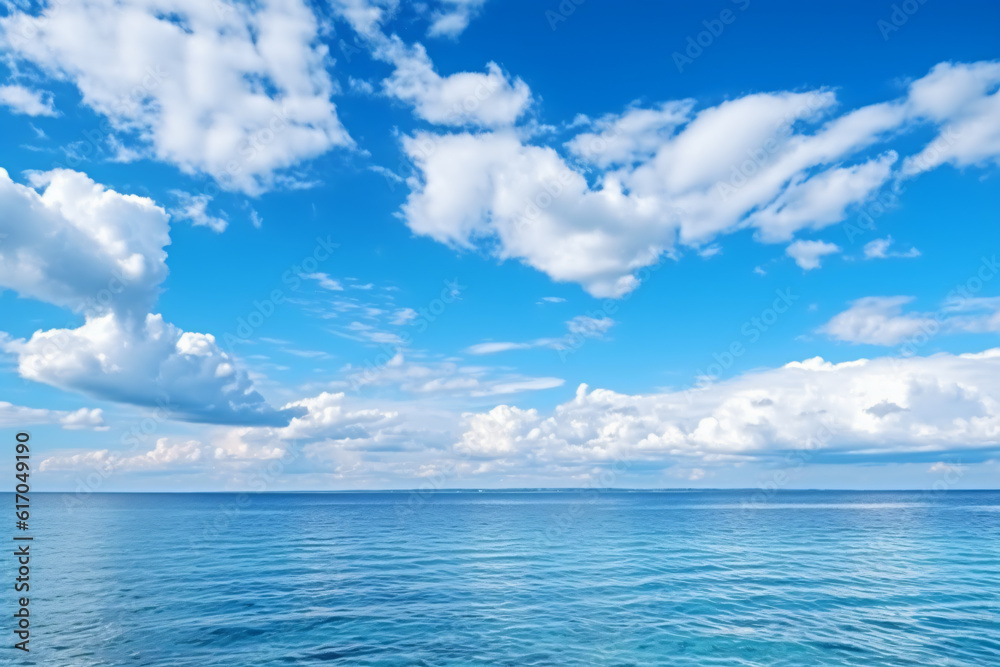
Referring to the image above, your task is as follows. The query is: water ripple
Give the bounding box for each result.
[9,490,1000,666]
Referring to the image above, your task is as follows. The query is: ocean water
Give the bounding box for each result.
[6,490,1000,666]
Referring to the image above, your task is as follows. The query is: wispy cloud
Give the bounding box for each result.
[466,315,614,355]
[863,236,921,260]
[170,191,228,233]
[303,273,344,291]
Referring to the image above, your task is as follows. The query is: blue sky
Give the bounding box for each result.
[1,0,999,490]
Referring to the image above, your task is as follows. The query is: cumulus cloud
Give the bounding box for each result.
[819,296,936,345]
[0,401,106,430]
[58,407,109,430]
[38,348,1000,479]
[0,83,57,116]
[426,0,488,38]
[379,39,531,127]
[223,390,456,462]
[403,130,667,297]
[0,167,169,317]
[785,240,841,270]
[0,166,292,426]
[329,2,531,128]
[1,0,352,193]
[400,61,1000,296]
[279,391,401,440]
[400,90,887,295]
[457,404,539,457]
[42,438,208,472]
[329,0,399,36]
[39,435,286,472]
[37,387,453,476]
[5,312,301,426]
[456,350,1000,469]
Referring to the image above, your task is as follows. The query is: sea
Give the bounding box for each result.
[5,490,1000,665]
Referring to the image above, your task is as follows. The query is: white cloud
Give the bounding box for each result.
[464,341,531,355]
[348,76,375,95]
[565,101,693,168]
[130,438,210,466]
[301,284,448,348]
[1,0,353,194]
[248,207,263,229]
[399,61,1000,296]
[537,296,566,304]
[390,307,418,325]
[0,167,292,426]
[697,244,722,258]
[303,272,344,291]
[0,84,57,116]
[402,130,666,297]
[0,167,169,317]
[329,0,399,36]
[746,152,897,243]
[456,404,539,457]
[0,401,106,430]
[785,239,841,270]
[821,289,1000,347]
[478,377,564,396]
[379,39,531,127]
[278,391,401,442]
[58,407,109,430]
[400,90,892,295]
[337,320,404,346]
[170,191,228,233]
[863,236,920,259]
[368,164,404,184]
[4,312,301,425]
[941,296,1000,335]
[39,435,285,472]
[37,348,1000,479]
[344,350,563,397]
[427,0,488,38]
[903,61,1000,174]
[465,314,614,355]
[329,3,531,128]
[37,387,454,475]
[39,449,116,472]
[863,238,892,259]
[819,296,936,345]
[457,349,1000,468]
[331,0,485,42]
[567,314,614,336]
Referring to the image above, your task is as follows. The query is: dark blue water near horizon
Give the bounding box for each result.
[4,490,1000,665]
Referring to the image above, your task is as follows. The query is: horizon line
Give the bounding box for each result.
[15,488,1000,494]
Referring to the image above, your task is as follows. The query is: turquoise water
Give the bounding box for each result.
[6,490,1000,665]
